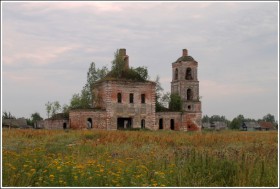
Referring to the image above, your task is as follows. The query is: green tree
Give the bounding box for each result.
[2,111,16,119]
[45,101,61,118]
[45,101,52,118]
[111,49,126,78]
[82,62,109,108]
[262,113,275,123]
[69,93,83,109]
[51,101,61,117]
[229,114,244,130]
[134,66,149,81]
[161,92,171,108]
[31,112,43,123]
[28,112,43,127]
[169,93,183,111]
[202,115,210,123]
[155,75,166,111]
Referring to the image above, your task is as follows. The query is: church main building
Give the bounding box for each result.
[69,49,202,131]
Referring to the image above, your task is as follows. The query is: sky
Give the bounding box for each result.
[1,1,279,121]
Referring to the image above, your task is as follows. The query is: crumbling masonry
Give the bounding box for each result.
[69,48,202,131]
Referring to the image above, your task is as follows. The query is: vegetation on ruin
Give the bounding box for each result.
[65,49,149,111]
[2,129,278,187]
[105,49,149,82]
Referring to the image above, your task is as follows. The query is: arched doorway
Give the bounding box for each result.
[87,118,93,129]
[170,119,175,130]
[159,118,163,129]
[63,122,67,129]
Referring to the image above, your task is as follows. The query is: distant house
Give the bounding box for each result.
[202,121,227,131]
[2,118,31,129]
[258,121,275,131]
[240,121,261,131]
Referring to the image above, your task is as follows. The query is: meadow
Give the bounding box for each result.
[2,128,278,187]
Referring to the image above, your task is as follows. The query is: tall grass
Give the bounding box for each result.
[2,129,278,187]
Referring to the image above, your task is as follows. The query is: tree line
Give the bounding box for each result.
[202,113,278,129]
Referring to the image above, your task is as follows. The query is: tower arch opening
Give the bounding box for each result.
[187,89,193,100]
[175,68,178,80]
[186,68,192,80]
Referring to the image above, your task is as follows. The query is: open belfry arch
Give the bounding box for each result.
[69,48,201,131]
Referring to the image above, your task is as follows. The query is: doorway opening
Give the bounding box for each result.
[87,118,93,129]
[159,118,163,129]
[63,122,67,129]
[117,117,132,129]
[170,119,175,130]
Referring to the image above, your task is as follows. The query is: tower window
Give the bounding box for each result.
[186,68,193,80]
[187,89,193,100]
[175,68,178,80]
[129,93,134,103]
[117,93,122,103]
[141,94,145,104]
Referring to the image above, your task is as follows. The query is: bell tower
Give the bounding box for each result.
[171,49,201,113]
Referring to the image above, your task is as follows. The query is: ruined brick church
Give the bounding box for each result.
[68,48,202,131]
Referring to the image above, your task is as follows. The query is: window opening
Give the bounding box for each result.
[141,94,145,104]
[141,119,145,129]
[187,89,193,100]
[117,93,122,103]
[130,93,134,103]
[186,68,192,80]
[175,68,178,80]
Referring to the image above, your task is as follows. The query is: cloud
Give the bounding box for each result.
[200,79,266,98]
[1,2,278,120]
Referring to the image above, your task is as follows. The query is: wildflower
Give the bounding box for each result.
[49,174,55,178]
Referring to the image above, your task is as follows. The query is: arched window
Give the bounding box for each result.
[185,68,192,80]
[175,68,178,80]
[187,89,193,100]
[117,93,122,103]
[87,118,93,129]
[141,119,145,129]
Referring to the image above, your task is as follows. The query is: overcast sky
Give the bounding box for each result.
[1,1,279,121]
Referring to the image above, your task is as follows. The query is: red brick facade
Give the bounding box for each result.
[68,48,202,131]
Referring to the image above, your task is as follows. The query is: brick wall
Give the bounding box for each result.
[37,119,69,130]
[92,80,157,130]
[69,109,107,130]
[156,112,202,131]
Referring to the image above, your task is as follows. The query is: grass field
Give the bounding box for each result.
[1,128,278,187]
